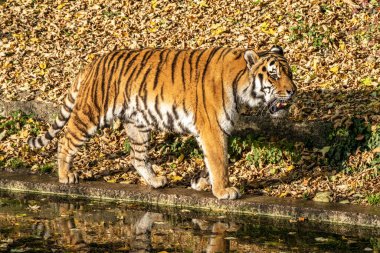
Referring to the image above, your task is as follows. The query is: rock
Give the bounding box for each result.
[315,237,329,242]
[313,191,333,203]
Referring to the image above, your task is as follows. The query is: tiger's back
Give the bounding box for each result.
[74,48,245,134]
[28,46,296,200]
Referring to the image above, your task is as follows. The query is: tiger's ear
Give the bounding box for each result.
[244,50,260,70]
[270,45,284,55]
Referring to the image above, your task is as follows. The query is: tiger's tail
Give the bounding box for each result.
[28,74,83,149]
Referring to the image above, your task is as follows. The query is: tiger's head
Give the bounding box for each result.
[242,45,296,118]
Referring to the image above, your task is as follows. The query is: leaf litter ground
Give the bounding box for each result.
[0,0,379,205]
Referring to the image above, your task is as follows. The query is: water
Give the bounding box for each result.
[0,190,378,253]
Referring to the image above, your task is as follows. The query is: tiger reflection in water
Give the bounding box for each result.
[31,202,163,252]
[192,219,240,253]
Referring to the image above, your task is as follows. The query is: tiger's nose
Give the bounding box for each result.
[286,85,297,97]
[286,89,294,96]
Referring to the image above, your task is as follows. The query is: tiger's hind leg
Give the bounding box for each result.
[57,113,97,184]
[124,122,167,188]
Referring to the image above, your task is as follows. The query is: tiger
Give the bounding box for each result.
[28,46,296,200]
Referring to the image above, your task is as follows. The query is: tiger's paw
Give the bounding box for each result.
[213,187,241,200]
[148,175,167,188]
[59,172,79,184]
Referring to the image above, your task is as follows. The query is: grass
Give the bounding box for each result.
[288,15,335,48]
[38,163,54,174]
[159,135,203,160]
[327,118,373,167]
[156,132,302,171]
[367,194,380,206]
[0,111,40,137]
[123,139,131,154]
[5,158,25,170]
[229,134,301,168]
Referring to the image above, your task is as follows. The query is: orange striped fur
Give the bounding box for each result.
[28,46,296,199]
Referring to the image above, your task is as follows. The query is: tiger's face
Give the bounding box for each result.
[243,46,296,118]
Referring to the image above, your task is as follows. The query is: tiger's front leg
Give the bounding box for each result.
[124,122,167,188]
[197,129,241,200]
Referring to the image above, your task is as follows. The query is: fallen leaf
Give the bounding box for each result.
[177,154,185,163]
[286,165,295,172]
[329,66,339,73]
[319,146,331,156]
[170,175,183,182]
[355,134,365,141]
[57,3,67,10]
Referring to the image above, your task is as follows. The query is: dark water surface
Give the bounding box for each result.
[0,190,378,252]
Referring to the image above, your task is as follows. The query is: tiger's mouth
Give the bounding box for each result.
[268,98,290,114]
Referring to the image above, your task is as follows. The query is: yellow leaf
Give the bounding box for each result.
[286,165,295,172]
[77,27,86,35]
[267,29,276,35]
[19,129,29,138]
[12,33,24,39]
[158,251,169,253]
[260,22,276,35]
[151,0,157,9]
[170,175,183,182]
[339,40,345,51]
[373,147,380,153]
[197,1,209,7]
[312,59,318,71]
[148,27,158,33]
[74,11,85,18]
[319,82,332,88]
[177,153,185,163]
[106,178,117,183]
[361,77,372,86]
[196,37,204,46]
[148,21,158,33]
[39,62,47,69]
[211,26,226,36]
[86,53,96,61]
[3,62,12,69]
[57,3,67,10]
[279,192,288,198]
[30,37,39,43]
[329,66,339,74]
[195,158,204,166]
[260,22,268,29]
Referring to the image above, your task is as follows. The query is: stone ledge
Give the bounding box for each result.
[0,172,378,228]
